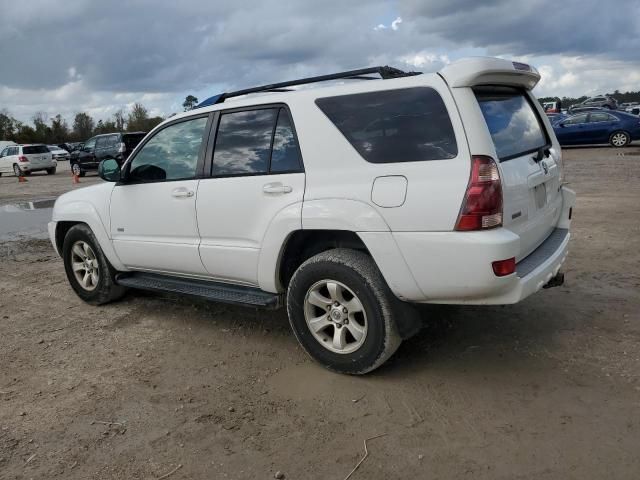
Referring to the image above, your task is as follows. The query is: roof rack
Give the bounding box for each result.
[196,66,421,108]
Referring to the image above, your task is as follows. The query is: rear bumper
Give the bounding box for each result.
[377,187,575,305]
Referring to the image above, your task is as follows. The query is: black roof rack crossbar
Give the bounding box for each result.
[211,66,421,105]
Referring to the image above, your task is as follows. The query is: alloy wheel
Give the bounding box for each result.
[70,241,100,291]
[303,279,368,354]
[611,133,628,147]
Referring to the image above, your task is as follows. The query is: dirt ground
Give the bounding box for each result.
[1,148,639,480]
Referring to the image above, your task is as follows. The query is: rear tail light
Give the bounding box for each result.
[492,257,516,276]
[455,155,503,231]
[118,142,126,153]
[18,155,28,163]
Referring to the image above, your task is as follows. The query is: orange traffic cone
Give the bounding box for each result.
[18,174,27,183]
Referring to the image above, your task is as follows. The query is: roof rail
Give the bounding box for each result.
[196,66,421,108]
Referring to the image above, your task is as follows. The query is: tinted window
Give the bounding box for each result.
[96,136,109,149]
[83,138,96,151]
[475,87,548,160]
[0,148,7,157]
[23,145,49,154]
[589,112,615,122]
[10,147,18,156]
[565,114,588,125]
[128,116,208,182]
[316,87,457,163]
[213,109,278,175]
[105,135,119,148]
[123,133,146,151]
[270,108,302,172]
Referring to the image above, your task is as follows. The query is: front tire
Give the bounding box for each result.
[62,224,126,305]
[610,131,630,147]
[287,249,402,374]
[71,163,85,177]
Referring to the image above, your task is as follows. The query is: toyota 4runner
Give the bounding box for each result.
[49,57,575,374]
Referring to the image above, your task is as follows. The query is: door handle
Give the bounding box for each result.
[171,188,194,198]
[263,183,292,194]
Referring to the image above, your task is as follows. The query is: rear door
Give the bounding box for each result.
[196,106,305,285]
[473,87,562,259]
[587,112,617,143]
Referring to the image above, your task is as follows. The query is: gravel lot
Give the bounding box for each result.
[1,147,639,479]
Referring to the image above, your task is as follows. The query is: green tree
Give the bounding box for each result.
[0,109,18,141]
[33,112,51,143]
[73,112,95,140]
[50,114,70,143]
[127,103,149,132]
[114,109,126,132]
[182,95,199,111]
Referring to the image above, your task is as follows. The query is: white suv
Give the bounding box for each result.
[49,57,575,374]
[0,144,57,176]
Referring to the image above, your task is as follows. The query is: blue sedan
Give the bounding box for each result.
[553,110,640,147]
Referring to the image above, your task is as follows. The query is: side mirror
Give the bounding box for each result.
[98,159,121,182]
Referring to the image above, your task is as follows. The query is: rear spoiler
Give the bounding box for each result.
[439,57,540,90]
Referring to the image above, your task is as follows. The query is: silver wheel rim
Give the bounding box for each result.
[70,241,100,291]
[72,164,80,175]
[13,165,20,176]
[612,133,627,146]
[303,279,368,354]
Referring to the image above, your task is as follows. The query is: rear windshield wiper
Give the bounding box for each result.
[533,146,550,163]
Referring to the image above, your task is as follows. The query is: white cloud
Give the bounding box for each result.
[391,16,403,30]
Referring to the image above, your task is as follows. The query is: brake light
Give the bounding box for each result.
[455,155,503,231]
[18,155,28,163]
[492,257,516,276]
[118,142,126,153]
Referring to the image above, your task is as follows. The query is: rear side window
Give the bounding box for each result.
[23,145,49,154]
[270,108,302,173]
[315,87,457,163]
[475,87,548,161]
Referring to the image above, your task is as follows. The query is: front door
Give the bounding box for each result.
[197,107,305,285]
[555,113,588,145]
[109,114,211,275]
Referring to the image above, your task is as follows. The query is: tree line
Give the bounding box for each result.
[0,95,200,145]
[538,90,640,108]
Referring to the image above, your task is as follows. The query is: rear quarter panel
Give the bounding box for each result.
[290,74,471,233]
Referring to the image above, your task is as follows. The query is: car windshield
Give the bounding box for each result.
[474,86,548,161]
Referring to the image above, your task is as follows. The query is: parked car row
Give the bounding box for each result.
[0,144,57,176]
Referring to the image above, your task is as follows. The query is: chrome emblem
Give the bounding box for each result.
[541,160,549,175]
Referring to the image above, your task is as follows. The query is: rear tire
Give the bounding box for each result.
[13,164,21,177]
[287,248,402,375]
[62,224,126,305]
[609,131,630,147]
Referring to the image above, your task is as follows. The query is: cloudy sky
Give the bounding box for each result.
[1,0,639,124]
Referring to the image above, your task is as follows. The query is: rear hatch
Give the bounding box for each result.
[474,86,562,260]
[22,145,51,167]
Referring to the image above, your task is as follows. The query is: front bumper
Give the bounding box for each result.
[48,221,59,256]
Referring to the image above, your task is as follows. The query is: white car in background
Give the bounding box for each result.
[47,145,71,161]
[49,57,574,374]
[0,144,57,176]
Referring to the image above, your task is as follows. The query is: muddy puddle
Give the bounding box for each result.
[0,198,55,241]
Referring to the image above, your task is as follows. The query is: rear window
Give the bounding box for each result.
[23,145,49,154]
[315,87,457,163]
[123,133,146,150]
[475,87,548,161]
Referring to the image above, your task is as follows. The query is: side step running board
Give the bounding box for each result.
[115,272,282,309]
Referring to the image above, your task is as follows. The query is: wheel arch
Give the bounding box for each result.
[53,201,127,271]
